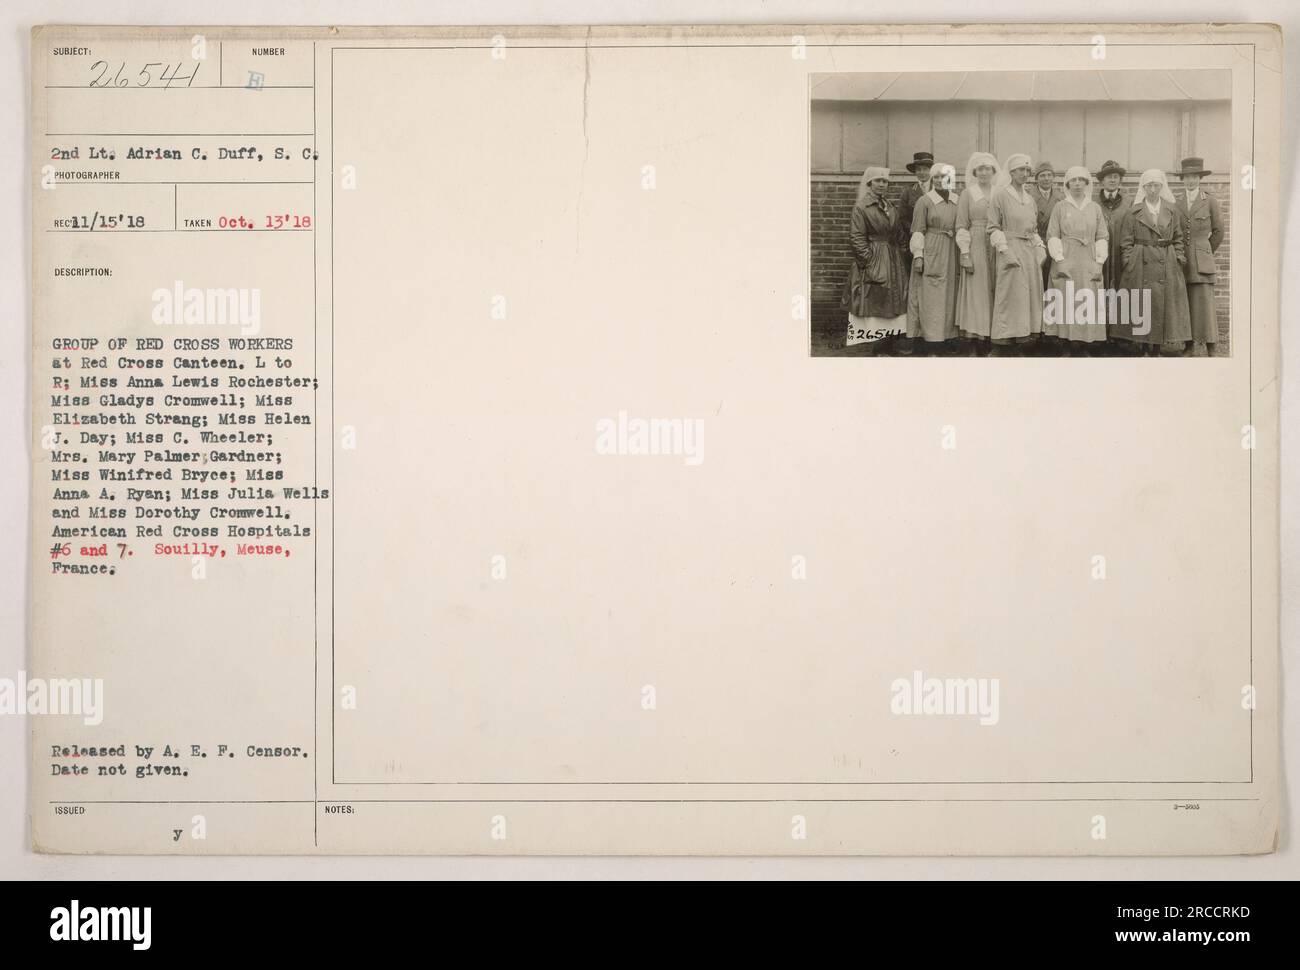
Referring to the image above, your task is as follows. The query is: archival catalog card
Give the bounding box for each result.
[28,23,1281,855]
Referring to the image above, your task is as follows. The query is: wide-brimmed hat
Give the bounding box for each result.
[905,151,935,173]
[1034,161,1054,176]
[1096,159,1126,179]
[1178,156,1212,177]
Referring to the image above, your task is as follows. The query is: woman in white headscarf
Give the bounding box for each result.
[955,152,999,354]
[1043,166,1110,353]
[905,161,961,354]
[1116,168,1191,355]
[842,165,909,351]
[986,153,1048,354]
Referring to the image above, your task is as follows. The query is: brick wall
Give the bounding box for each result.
[811,176,1232,354]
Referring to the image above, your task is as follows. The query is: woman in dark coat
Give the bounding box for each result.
[1116,168,1191,355]
[1174,156,1224,356]
[842,166,909,349]
[1029,161,1064,294]
[897,151,934,276]
[1095,160,1129,292]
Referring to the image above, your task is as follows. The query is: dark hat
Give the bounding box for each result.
[1178,156,1212,177]
[1034,161,1054,176]
[905,151,935,173]
[1096,159,1126,179]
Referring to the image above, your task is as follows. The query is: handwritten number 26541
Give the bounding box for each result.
[88,61,200,88]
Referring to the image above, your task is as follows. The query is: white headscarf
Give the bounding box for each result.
[1063,165,1094,206]
[855,165,891,205]
[930,162,958,197]
[1138,168,1176,205]
[964,152,1000,200]
[995,153,1034,194]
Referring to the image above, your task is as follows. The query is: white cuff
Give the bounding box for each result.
[1094,240,1108,263]
[909,231,926,259]
[955,227,971,254]
[1047,238,1064,262]
[988,228,1007,252]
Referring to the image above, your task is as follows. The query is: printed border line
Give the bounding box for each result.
[333,779,1255,786]
[327,43,1260,50]
[49,797,1262,805]
[1248,42,1255,785]
[312,38,319,848]
[326,40,1260,795]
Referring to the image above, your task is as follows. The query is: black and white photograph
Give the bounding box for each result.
[2,4,1295,946]
[811,70,1232,356]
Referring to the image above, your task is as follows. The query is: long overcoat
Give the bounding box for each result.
[1174,191,1224,284]
[1096,188,1129,291]
[1116,202,1191,345]
[1174,190,1224,344]
[842,190,909,319]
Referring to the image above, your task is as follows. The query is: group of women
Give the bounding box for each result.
[842,151,1224,356]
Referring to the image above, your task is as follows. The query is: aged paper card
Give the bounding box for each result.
[28,23,1280,854]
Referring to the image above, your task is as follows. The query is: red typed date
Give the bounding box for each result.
[212,214,313,230]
